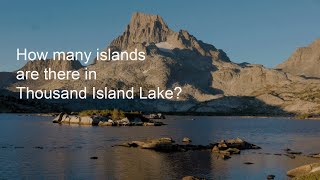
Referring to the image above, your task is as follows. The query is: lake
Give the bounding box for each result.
[0,114,319,179]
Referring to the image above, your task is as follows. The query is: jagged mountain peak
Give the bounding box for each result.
[109,12,230,62]
[110,12,173,49]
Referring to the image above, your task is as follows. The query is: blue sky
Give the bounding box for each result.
[0,0,320,71]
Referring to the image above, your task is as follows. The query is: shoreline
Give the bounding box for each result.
[2,112,319,120]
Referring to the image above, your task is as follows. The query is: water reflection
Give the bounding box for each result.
[0,114,320,179]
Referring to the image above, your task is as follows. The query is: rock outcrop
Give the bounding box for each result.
[211,138,260,160]
[117,137,260,154]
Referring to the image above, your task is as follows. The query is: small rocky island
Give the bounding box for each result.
[117,137,261,160]
[52,109,166,126]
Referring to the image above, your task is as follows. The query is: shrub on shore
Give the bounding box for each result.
[295,113,313,119]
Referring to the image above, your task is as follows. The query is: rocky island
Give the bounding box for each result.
[52,109,166,126]
[116,137,261,160]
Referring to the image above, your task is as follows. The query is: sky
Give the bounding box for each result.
[0,0,320,71]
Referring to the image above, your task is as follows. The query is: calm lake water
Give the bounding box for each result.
[0,114,320,180]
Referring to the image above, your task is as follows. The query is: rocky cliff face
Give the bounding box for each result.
[2,12,320,115]
[276,39,320,78]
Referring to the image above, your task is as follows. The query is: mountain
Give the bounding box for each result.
[276,39,320,78]
[2,12,320,115]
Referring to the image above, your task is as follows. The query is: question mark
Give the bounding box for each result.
[174,87,182,99]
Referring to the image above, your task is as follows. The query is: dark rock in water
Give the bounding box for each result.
[225,148,241,154]
[244,162,254,165]
[284,154,296,159]
[14,146,24,149]
[284,148,291,152]
[182,176,207,180]
[273,153,282,156]
[309,153,320,158]
[90,156,98,160]
[34,146,44,149]
[287,151,302,155]
[267,175,275,179]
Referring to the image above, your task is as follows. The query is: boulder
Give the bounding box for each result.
[129,137,177,152]
[182,137,192,143]
[212,146,220,153]
[115,118,131,126]
[225,148,241,155]
[98,121,113,126]
[52,112,65,123]
[149,113,165,119]
[144,122,156,126]
[223,138,260,150]
[211,138,257,159]
[60,114,70,123]
[218,143,228,150]
[292,171,320,180]
[80,116,93,125]
[267,175,275,179]
[219,150,231,156]
[287,163,320,178]
[69,116,81,124]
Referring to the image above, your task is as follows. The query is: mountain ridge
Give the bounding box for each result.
[1,12,320,115]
